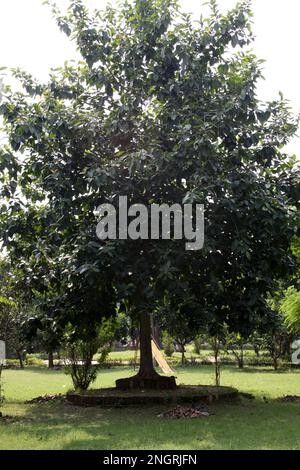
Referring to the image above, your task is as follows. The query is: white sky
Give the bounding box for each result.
[0,0,299,153]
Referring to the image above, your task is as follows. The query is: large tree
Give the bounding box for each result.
[0,0,299,389]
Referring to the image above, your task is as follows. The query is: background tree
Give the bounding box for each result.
[159,292,203,365]
[249,331,265,358]
[282,287,300,335]
[281,237,300,335]
[162,331,175,358]
[224,330,246,369]
[0,260,31,368]
[261,312,288,371]
[193,335,205,356]
[210,335,223,387]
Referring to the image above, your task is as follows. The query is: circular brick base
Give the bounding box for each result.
[67,385,238,407]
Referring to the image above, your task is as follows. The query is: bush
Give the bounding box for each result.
[5,359,20,367]
[193,336,202,355]
[25,354,45,367]
[63,318,117,391]
[98,345,111,365]
[63,338,99,392]
[168,356,181,366]
[162,332,175,357]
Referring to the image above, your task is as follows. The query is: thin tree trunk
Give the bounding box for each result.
[48,350,54,369]
[215,354,220,386]
[181,346,185,366]
[16,349,24,369]
[238,345,244,369]
[212,338,221,386]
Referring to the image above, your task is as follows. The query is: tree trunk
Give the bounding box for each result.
[214,354,220,386]
[116,312,176,390]
[48,350,54,369]
[181,349,185,366]
[238,357,244,369]
[212,337,221,386]
[238,346,244,369]
[179,343,186,365]
[16,349,24,369]
[138,311,156,378]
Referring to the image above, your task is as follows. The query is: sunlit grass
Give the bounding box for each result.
[1,365,300,450]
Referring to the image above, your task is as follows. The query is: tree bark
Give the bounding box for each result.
[178,342,186,365]
[138,311,156,378]
[212,337,221,386]
[253,344,260,357]
[16,349,24,369]
[48,350,54,369]
[238,358,244,369]
[238,345,244,369]
[215,356,220,386]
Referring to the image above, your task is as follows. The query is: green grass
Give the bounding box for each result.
[1,365,300,450]
[105,348,273,366]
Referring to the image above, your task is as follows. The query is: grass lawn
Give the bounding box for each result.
[105,347,270,363]
[1,365,300,450]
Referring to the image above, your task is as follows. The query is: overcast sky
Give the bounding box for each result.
[0,0,299,153]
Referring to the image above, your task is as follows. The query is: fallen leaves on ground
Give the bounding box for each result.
[277,395,300,402]
[25,394,66,404]
[158,404,210,419]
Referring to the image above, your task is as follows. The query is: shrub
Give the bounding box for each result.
[162,332,175,357]
[63,318,117,391]
[25,355,45,367]
[168,356,181,367]
[193,336,202,355]
[98,345,111,366]
[63,338,99,392]
[5,359,20,367]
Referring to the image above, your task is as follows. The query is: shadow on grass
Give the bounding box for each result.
[8,398,299,450]
[2,365,300,450]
